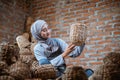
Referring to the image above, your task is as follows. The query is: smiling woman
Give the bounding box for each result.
[30,20,85,77]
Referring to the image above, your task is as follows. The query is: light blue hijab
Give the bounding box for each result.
[31,20,47,42]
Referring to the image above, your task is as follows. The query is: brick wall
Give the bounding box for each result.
[31,0,120,69]
[0,0,31,43]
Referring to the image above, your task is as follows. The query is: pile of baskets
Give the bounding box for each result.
[0,42,57,80]
[89,52,120,80]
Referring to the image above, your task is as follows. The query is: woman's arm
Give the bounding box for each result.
[56,38,85,58]
[34,43,65,66]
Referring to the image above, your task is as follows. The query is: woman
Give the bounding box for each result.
[31,20,85,77]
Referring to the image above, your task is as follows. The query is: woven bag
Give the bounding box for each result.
[70,23,87,46]
[30,61,57,79]
[62,66,88,80]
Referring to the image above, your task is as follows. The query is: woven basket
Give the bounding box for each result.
[70,23,87,46]
[103,64,120,80]
[9,61,31,80]
[89,74,102,80]
[19,54,36,66]
[19,48,32,55]
[0,75,15,80]
[16,35,30,49]
[30,61,56,79]
[94,65,104,75]
[62,66,88,80]
[0,42,19,65]
[103,52,120,65]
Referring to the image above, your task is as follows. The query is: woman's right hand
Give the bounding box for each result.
[62,43,75,58]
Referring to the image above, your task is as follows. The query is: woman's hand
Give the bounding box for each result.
[62,43,75,58]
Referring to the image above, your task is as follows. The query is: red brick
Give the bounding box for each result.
[114,31,120,35]
[90,61,103,65]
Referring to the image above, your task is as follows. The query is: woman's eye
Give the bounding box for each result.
[42,29,48,32]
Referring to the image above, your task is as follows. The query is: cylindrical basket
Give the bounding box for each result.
[30,61,57,80]
[62,66,88,80]
[70,23,87,46]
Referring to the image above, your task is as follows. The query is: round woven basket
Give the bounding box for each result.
[62,66,88,80]
[70,23,87,46]
[30,61,57,79]
[9,61,31,80]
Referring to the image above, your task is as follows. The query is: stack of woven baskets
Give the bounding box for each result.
[89,52,120,80]
[0,41,57,80]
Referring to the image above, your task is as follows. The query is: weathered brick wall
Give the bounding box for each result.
[33,0,120,69]
[0,0,30,43]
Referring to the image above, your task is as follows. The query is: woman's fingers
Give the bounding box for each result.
[69,44,75,50]
[68,43,73,48]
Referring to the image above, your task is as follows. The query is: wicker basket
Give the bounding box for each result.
[70,23,87,46]
[0,42,19,65]
[16,35,30,49]
[103,64,120,80]
[19,54,36,66]
[62,66,88,80]
[30,61,57,80]
[89,74,102,80]
[9,61,31,80]
[103,52,120,65]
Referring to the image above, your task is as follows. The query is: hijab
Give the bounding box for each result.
[31,20,47,42]
[31,20,59,56]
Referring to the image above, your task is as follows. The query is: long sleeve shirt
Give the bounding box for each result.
[34,38,85,67]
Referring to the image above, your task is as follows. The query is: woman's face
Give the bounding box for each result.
[40,23,51,39]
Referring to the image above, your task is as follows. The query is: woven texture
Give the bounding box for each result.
[70,23,87,46]
[9,61,31,80]
[0,42,19,65]
[89,52,120,80]
[62,66,88,80]
[19,54,36,66]
[30,61,56,79]
[0,75,15,80]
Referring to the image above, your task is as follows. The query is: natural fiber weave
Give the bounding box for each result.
[89,52,120,80]
[16,35,30,49]
[19,48,32,55]
[70,23,87,46]
[103,64,120,80]
[0,42,19,65]
[9,61,31,80]
[30,61,56,79]
[19,54,36,66]
[62,66,88,80]
[0,75,15,80]
[103,52,120,65]
[89,74,102,80]
[0,61,7,69]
